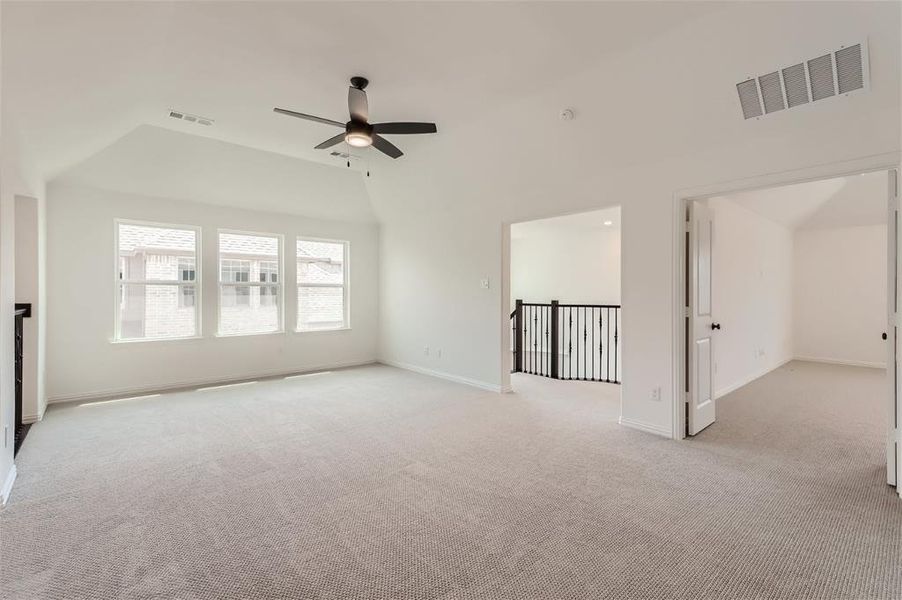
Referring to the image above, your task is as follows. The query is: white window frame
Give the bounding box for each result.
[113,218,202,343]
[295,236,350,333]
[217,229,284,337]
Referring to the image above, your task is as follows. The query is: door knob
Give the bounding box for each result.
[882,332,888,340]
[711,323,721,330]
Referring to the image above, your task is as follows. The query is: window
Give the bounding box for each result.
[218,232,281,335]
[297,238,348,331]
[115,221,199,340]
[259,261,279,306]
[220,259,251,307]
[178,258,196,308]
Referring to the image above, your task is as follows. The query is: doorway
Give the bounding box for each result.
[503,207,622,396]
[676,166,900,494]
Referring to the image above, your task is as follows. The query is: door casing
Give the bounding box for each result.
[671,154,901,496]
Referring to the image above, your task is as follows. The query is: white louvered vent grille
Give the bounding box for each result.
[758,71,785,114]
[736,41,868,120]
[168,109,214,126]
[736,79,763,119]
[807,54,835,101]
[836,44,864,94]
[782,64,809,108]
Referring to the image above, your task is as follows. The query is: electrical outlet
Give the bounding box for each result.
[480,278,490,289]
[651,387,661,402]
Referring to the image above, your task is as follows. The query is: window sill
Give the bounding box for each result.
[215,329,285,339]
[111,335,203,345]
[294,326,351,334]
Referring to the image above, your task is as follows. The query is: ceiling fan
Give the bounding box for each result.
[273,76,437,159]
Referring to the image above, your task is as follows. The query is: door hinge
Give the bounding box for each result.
[684,306,690,318]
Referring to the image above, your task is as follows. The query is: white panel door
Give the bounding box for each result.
[689,200,717,435]
[889,169,900,487]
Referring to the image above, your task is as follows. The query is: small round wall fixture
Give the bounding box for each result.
[560,108,575,121]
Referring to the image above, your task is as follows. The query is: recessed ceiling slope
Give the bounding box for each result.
[718,171,887,230]
[56,125,376,222]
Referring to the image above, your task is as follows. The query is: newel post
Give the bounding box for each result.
[514,299,523,373]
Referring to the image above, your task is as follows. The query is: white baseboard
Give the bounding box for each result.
[1,465,17,506]
[793,356,887,370]
[714,357,792,400]
[47,359,377,405]
[378,360,505,393]
[618,416,671,438]
[22,402,46,424]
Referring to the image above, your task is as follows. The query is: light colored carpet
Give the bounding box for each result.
[1,361,899,599]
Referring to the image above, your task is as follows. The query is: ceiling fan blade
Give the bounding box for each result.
[372,122,437,135]
[273,108,344,128]
[314,133,347,150]
[372,135,403,159]
[348,87,369,122]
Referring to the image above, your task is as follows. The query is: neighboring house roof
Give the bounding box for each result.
[119,224,196,255]
[119,225,345,284]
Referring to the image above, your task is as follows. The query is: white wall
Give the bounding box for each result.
[794,225,887,368]
[45,181,379,401]
[15,195,46,422]
[709,198,794,398]
[371,2,901,433]
[0,121,47,503]
[511,222,620,307]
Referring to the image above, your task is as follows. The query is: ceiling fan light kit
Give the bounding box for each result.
[273,76,437,160]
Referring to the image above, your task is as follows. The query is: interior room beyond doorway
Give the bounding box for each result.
[509,207,622,390]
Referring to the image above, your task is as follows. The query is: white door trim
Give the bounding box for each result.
[671,153,902,449]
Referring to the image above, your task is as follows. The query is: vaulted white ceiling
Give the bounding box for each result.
[1,1,717,180]
[56,125,375,222]
[718,171,888,231]
[511,206,621,240]
[3,2,898,226]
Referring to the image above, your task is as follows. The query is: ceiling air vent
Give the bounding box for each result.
[736,40,868,120]
[329,151,360,160]
[836,44,864,94]
[781,63,809,108]
[807,54,835,101]
[758,71,785,114]
[168,109,214,126]
[736,79,763,119]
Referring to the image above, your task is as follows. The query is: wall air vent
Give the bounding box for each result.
[168,109,214,126]
[736,40,868,120]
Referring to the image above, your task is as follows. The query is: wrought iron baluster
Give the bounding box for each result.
[583,308,589,381]
[614,308,619,384]
[591,307,595,381]
[599,309,603,382]
[606,307,612,382]
[568,307,573,379]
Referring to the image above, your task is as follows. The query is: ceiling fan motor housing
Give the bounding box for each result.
[345,120,374,147]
